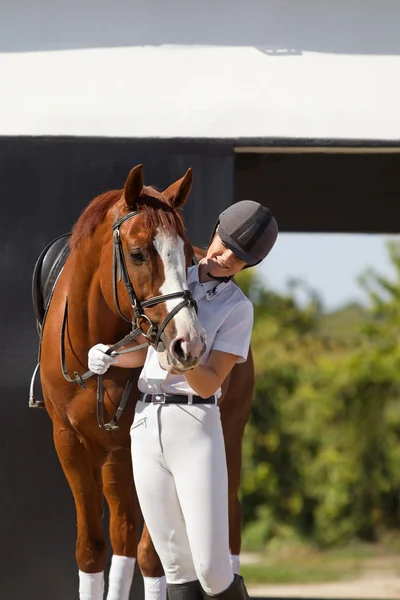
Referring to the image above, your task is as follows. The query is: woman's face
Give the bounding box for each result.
[205,232,247,278]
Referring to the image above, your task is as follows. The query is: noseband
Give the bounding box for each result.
[61,209,197,431]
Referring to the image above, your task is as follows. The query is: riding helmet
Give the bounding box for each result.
[216,201,278,266]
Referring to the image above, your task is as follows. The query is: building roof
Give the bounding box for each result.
[2,45,400,141]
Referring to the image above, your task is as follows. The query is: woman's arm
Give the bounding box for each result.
[111,330,149,368]
[88,335,149,374]
[182,299,254,398]
[113,344,149,369]
[182,350,238,399]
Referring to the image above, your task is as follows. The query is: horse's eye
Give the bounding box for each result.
[130,251,145,264]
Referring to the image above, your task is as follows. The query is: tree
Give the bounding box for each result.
[236,243,400,548]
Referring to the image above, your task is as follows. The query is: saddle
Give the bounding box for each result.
[32,233,71,330]
[30,233,70,408]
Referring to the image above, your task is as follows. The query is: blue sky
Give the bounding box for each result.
[256,234,400,311]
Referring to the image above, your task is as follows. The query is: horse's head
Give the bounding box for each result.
[102,164,205,372]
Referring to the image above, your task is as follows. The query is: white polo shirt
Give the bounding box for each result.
[137,264,254,400]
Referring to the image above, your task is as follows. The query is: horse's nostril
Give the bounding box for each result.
[172,339,186,361]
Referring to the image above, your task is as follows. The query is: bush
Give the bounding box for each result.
[236,243,400,547]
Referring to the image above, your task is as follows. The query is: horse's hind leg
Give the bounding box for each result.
[52,420,106,600]
[225,427,245,575]
[222,405,251,575]
[102,449,142,600]
[137,523,166,600]
[221,351,254,575]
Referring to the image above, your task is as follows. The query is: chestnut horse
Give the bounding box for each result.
[35,165,254,600]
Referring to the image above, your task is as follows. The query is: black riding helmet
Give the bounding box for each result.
[212,201,278,266]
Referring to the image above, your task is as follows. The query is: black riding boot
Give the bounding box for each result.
[202,575,250,600]
[167,580,205,600]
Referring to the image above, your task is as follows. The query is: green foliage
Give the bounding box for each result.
[320,302,366,341]
[235,242,400,549]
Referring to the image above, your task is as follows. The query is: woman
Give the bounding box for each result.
[89,200,278,600]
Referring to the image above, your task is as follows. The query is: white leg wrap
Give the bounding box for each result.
[79,570,104,600]
[230,555,240,575]
[143,575,167,600]
[106,555,136,600]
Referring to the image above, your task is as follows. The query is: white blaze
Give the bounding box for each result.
[153,229,203,344]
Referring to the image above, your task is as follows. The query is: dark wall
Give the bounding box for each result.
[1,136,398,598]
[0,136,234,599]
[235,152,400,233]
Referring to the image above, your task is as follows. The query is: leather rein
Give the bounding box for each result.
[60,209,197,431]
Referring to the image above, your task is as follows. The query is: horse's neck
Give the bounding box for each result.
[66,240,127,347]
[193,246,206,261]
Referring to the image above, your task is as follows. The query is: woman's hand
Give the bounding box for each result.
[88,343,118,374]
[88,339,149,373]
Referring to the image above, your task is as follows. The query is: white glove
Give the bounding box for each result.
[88,343,118,375]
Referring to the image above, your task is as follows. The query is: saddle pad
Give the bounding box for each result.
[32,233,71,326]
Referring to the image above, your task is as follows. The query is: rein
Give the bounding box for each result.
[60,209,197,431]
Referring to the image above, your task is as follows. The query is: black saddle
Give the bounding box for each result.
[32,233,71,328]
[30,234,70,406]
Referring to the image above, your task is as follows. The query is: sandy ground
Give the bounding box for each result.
[244,554,400,599]
[248,575,400,599]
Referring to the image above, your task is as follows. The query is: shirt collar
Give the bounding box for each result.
[188,264,232,301]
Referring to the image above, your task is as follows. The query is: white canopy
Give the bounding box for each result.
[2,45,400,141]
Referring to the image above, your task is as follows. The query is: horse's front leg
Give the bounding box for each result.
[137,523,166,600]
[102,449,142,600]
[52,419,106,600]
[104,453,166,600]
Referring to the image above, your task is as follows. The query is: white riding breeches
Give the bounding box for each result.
[131,401,234,595]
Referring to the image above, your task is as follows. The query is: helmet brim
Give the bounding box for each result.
[218,226,259,266]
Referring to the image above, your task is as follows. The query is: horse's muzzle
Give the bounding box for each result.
[169,334,206,370]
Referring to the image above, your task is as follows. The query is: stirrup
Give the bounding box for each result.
[29,363,45,408]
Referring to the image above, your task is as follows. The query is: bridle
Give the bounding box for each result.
[111,210,196,347]
[61,209,197,431]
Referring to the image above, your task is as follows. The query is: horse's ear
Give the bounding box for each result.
[124,164,144,209]
[163,168,193,208]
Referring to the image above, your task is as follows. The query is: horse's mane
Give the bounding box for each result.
[70,186,186,251]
